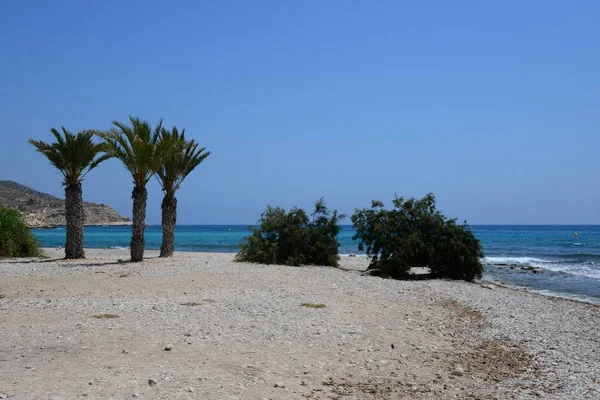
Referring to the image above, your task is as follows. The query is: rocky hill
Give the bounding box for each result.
[0,180,131,228]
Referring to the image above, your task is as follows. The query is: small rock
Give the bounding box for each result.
[148,378,157,386]
[274,382,285,388]
[0,394,7,399]
[164,345,173,351]
[187,387,195,393]
[184,333,192,337]
[300,380,307,386]
[480,284,494,290]
[132,393,139,398]
[451,366,464,376]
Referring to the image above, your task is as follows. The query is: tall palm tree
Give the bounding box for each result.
[156,127,210,257]
[96,116,175,262]
[29,128,110,259]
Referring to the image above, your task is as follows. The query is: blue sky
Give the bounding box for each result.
[1,0,598,224]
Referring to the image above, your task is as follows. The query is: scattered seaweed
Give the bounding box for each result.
[300,303,326,309]
[92,313,120,319]
[181,302,203,307]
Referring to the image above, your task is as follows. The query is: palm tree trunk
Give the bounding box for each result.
[130,184,147,262]
[160,194,177,257]
[64,182,85,259]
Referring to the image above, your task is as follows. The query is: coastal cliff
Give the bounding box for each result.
[0,180,131,228]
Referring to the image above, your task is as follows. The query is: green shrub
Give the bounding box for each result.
[351,193,483,281]
[236,198,343,267]
[0,206,41,257]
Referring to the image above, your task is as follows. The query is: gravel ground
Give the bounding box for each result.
[0,249,598,399]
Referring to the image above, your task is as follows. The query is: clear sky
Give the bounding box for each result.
[1,0,598,225]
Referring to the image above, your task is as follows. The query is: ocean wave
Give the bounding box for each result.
[484,256,600,280]
[484,256,548,264]
[108,246,129,250]
[535,264,600,280]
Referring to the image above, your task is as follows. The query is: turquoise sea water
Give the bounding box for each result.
[32,225,600,304]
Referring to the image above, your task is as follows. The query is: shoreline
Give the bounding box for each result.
[479,278,600,307]
[31,222,133,229]
[36,247,600,306]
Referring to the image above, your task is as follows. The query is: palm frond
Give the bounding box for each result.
[96,116,169,187]
[29,127,110,186]
[155,126,211,195]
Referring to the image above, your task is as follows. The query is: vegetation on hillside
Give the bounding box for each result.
[236,198,343,267]
[0,205,41,257]
[0,180,130,227]
[351,193,483,281]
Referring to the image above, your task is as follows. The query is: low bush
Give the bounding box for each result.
[236,198,343,267]
[351,193,483,281]
[0,206,41,257]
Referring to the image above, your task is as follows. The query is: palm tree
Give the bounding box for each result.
[156,127,210,257]
[29,128,110,259]
[96,116,175,262]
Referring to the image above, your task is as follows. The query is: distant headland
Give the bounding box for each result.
[0,180,131,228]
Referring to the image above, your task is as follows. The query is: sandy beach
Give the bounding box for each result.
[0,249,598,399]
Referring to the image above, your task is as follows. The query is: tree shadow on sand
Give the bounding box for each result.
[2,256,162,267]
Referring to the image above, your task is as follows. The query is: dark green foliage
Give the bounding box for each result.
[29,128,111,187]
[236,198,343,267]
[0,206,41,257]
[351,194,483,281]
[156,126,211,257]
[29,128,110,259]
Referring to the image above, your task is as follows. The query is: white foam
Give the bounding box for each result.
[484,256,548,264]
[539,264,600,279]
[484,256,600,280]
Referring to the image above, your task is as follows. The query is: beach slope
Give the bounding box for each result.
[0,249,598,399]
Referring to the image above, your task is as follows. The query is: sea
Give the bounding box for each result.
[32,225,600,304]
